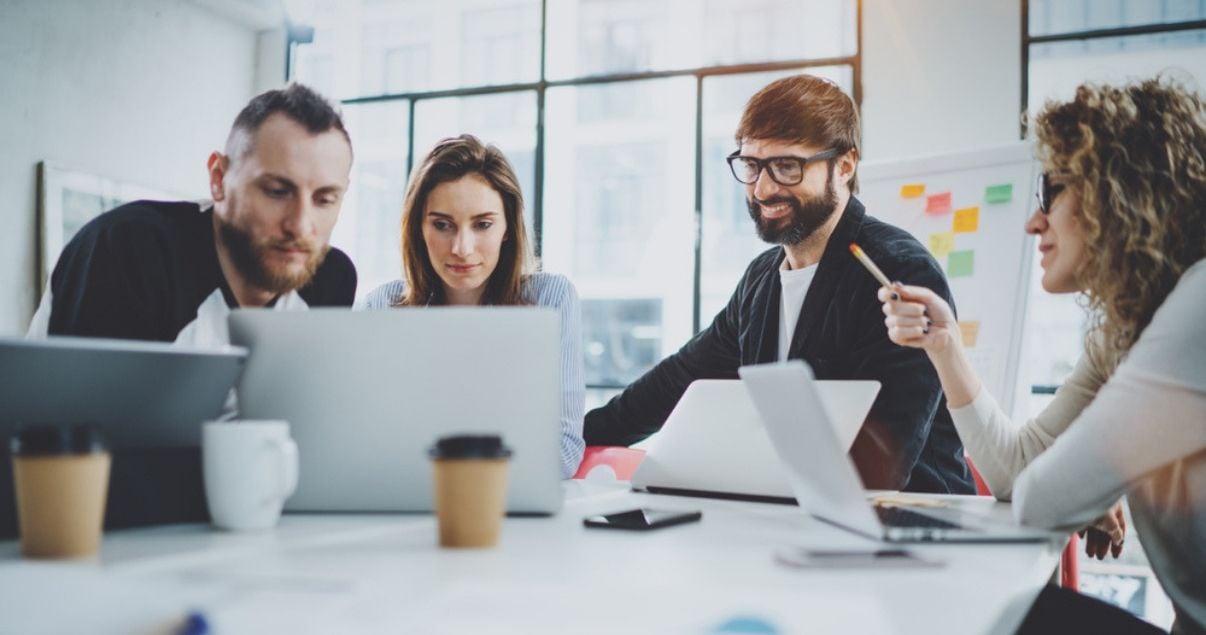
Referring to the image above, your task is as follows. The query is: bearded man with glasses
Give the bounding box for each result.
[585,74,974,494]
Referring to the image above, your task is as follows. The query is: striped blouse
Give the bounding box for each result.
[360,272,586,479]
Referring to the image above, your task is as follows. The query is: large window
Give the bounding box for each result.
[289,0,860,401]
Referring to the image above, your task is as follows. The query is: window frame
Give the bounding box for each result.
[287,0,864,389]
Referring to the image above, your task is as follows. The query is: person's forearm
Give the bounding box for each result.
[926,333,982,408]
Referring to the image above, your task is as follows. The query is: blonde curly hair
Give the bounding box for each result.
[1032,76,1206,363]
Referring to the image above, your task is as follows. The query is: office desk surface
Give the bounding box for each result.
[0,482,1063,634]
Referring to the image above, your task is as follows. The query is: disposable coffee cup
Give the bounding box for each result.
[10,424,110,559]
[429,435,512,548]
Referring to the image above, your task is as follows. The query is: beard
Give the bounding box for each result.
[217,217,329,295]
[747,173,838,246]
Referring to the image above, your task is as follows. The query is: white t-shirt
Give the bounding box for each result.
[778,259,819,362]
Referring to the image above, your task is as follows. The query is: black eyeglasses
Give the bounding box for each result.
[726,148,841,186]
[1036,172,1068,215]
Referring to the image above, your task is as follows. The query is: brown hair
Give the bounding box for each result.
[1032,75,1206,361]
[226,82,351,163]
[397,134,534,306]
[735,74,862,192]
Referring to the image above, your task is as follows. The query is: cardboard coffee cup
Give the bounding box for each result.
[10,424,110,559]
[429,435,512,548]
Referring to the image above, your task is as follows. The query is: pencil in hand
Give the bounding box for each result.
[848,243,894,291]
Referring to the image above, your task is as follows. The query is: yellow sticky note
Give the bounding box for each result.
[959,320,981,347]
[953,207,980,233]
[929,232,955,258]
[900,183,926,198]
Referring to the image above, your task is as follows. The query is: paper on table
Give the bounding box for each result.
[871,494,948,509]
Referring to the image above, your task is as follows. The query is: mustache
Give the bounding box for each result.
[753,195,798,208]
[266,239,317,253]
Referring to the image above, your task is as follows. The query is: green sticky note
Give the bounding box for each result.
[948,250,975,277]
[985,183,1013,204]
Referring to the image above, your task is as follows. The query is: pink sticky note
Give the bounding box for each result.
[926,192,952,215]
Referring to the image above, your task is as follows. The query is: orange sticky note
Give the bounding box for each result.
[958,320,981,347]
[925,192,952,215]
[929,232,955,258]
[900,183,926,198]
[953,207,980,233]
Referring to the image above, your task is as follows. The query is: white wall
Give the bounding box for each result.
[0,0,262,335]
[862,0,1022,161]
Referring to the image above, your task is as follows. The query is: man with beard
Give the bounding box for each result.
[584,74,973,493]
[19,83,356,529]
[28,83,356,344]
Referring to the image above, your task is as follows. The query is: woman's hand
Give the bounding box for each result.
[1079,501,1126,560]
[877,284,960,355]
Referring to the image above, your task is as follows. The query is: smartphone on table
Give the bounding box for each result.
[583,508,702,531]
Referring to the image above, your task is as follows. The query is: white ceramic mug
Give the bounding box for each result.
[202,420,299,531]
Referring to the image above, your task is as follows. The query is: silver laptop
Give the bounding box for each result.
[739,361,1057,543]
[0,336,246,447]
[630,378,880,502]
[228,308,563,515]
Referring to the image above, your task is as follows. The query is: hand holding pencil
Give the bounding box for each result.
[849,243,960,355]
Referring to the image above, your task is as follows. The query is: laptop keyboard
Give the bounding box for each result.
[875,505,962,530]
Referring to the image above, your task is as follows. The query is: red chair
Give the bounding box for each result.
[966,456,1079,589]
[572,446,646,481]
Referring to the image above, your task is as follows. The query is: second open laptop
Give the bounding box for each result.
[228,307,563,515]
[629,378,881,502]
[739,361,1057,543]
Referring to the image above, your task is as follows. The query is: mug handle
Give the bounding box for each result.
[271,437,299,501]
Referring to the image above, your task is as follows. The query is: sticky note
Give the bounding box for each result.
[925,192,952,215]
[958,320,981,347]
[953,207,980,233]
[900,183,926,198]
[928,231,955,258]
[985,183,1013,204]
[948,250,975,277]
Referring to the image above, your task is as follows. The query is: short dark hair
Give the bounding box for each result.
[225,82,351,160]
[735,74,861,192]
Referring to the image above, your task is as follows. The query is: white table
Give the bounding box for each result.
[0,482,1063,634]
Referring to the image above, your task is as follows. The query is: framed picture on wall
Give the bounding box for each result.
[36,162,179,288]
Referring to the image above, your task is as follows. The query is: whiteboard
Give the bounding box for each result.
[857,144,1037,416]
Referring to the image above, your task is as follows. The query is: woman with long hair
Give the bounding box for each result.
[881,77,1205,633]
[363,134,585,478]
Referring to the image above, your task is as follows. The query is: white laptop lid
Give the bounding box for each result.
[738,361,884,536]
[229,307,563,515]
[630,377,880,500]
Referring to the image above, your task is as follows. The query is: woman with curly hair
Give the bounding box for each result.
[880,76,1206,634]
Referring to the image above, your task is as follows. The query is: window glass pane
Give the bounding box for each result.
[331,101,410,302]
[1029,31,1206,115]
[698,66,854,324]
[1029,0,1206,36]
[545,0,856,80]
[543,78,696,387]
[290,0,542,100]
[413,91,538,234]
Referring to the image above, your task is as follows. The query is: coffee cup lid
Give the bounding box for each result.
[428,435,512,460]
[10,424,107,456]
